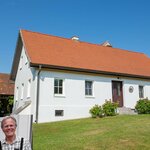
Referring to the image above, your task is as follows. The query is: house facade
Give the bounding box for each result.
[10,30,150,123]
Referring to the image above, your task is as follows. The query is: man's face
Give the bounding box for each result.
[2,118,16,138]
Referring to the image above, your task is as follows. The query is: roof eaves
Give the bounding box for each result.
[30,63,150,80]
[10,32,23,81]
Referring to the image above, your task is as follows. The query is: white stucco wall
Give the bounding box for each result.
[37,71,150,123]
[13,46,37,118]
[37,71,113,122]
[124,80,150,108]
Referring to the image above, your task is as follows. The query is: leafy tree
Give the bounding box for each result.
[7,96,14,114]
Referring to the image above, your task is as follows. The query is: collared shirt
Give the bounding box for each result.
[1,137,32,150]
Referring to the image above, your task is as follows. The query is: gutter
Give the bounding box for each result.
[35,65,42,123]
[30,63,150,80]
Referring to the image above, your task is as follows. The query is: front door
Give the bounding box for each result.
[112,81,123,107]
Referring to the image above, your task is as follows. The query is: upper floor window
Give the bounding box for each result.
[139,85,144,98]
[85,81,93,96]
[16,87,19,100]
[24,53,28,65]
[54,79,63,95]
[27,79,31,98]
[21,83,24,100]
[19,56,23,70]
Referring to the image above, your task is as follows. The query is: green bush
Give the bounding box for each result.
[89,104,103,118]
[135,99,150,114]
[102,100,118,116]
[89,100,118,118]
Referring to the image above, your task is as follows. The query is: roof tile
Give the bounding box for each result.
[0,73,14,95]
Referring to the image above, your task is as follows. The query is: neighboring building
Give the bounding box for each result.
[0,73,14,116]
[10,30,150,123]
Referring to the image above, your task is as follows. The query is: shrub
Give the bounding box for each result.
[102,100,118,116]
[135,99,150,114]
[89,104,103,118]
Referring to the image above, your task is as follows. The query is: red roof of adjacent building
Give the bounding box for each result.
[11,29,150,79]
[0,73,14,95]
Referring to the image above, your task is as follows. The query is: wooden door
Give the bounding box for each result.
[112,81,123,107]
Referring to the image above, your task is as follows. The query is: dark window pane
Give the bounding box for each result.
[59,87,62,94]
[59,80,63,86]
[54,79,58,86]
[89,89,92,95]
[85,89,88,95]
[54,87,58,94]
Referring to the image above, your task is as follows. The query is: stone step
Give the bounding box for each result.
[117,107,137,115]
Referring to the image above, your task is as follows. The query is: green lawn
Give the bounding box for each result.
[33,115,150,150]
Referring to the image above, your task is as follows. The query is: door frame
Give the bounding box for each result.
[112,80,123,107]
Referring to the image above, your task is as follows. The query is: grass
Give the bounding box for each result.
[33,115,150,150]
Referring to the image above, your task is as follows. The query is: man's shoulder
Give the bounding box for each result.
[1,139,6,144]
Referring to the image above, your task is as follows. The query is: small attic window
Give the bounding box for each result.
[19,56,23,70]
[24,53,28,65]
[101,41,112,47]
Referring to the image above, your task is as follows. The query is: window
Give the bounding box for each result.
[16,87,19,100]
[27,79,31,98]
[21,83,24,100]
[54,79,63,94]
[19,56,23,70]
[55,110,64,116]
[24,54,28,65]
[139,85,144,98]
[85,81,93,96]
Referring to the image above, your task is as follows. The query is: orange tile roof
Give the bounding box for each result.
[0,73,14,95]
[20,30,150,78]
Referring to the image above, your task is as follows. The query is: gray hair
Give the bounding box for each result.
[1,116,17,128]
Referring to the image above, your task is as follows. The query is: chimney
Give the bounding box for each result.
[101,41,112,47]
[71,36,79,41]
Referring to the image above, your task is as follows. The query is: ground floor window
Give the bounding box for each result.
[85,80,93,96]
[54,78,64,95]
[139,85,144,98]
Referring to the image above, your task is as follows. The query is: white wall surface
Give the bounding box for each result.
[37,70,150,123]
[14,46,37,121]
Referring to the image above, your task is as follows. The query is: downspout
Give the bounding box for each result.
[35,65,42,123]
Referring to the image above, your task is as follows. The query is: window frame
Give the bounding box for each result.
[27,79,31,98]
[55,110,64,117]
[85,80,94,97]
[54,78,65,96]
[19,55,23,70]
[21,83,24,100]
[15,87,19,101]
[139,85,144,98]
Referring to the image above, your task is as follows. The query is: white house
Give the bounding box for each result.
[10,30,150,123]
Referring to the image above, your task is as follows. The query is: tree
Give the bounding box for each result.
[7,96,14,114]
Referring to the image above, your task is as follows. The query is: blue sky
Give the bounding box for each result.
[0,0,150,73]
